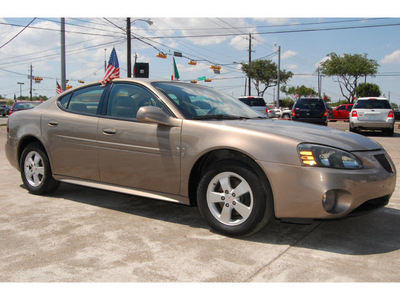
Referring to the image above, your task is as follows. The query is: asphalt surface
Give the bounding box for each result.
[1,115,400,282]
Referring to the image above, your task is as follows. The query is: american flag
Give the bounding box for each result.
[100,47,120,85]
[56,81,63,94]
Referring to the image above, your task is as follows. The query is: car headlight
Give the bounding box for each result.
[298,144,363,169]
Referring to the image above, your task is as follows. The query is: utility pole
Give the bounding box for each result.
[127,18,132,78]
[317,68,322,99]
[104,49,107,71]
[248,33,252,96]
[61,18,66,91]
[29,64,33,101]
[276,45,281,108]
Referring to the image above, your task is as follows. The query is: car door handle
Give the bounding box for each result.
[48,120,59,126]
[103,128,116,135]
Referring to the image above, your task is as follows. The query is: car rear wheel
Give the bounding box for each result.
[20,143,60,195]
[384,127,394,137]
[197,160,273,237]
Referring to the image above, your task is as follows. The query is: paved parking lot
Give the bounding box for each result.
[1,116,400,282]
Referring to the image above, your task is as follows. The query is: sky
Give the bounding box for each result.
[1,1,400,105]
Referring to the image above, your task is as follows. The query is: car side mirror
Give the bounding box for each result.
[136,106,181,127]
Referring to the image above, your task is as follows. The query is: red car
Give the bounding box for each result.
[331,104,353,120]
[8,101,41,115]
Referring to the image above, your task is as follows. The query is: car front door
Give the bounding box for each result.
[42,84,106,181]
[97,83,181,194]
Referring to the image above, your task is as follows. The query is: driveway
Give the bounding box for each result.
[0,122,399,282]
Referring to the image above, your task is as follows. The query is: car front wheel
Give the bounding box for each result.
[197,160,273,237]
[20,143,60,195]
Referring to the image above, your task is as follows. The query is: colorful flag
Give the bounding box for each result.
[171,57,180,81]
[56,81,63,94]
[100,47,120,85]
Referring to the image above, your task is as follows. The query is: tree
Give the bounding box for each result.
[355,83,381,98]
[281,85,317,99]
[319,53,379,103]
[241,60,293,97]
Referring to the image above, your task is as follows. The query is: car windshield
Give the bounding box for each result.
[354,99,391,109]
[152,82,263,120]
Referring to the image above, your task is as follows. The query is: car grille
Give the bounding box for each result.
[374,154,394,173]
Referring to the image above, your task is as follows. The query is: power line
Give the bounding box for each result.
[143,21,400,39]
[0,18,36,49]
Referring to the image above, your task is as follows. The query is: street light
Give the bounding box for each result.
[17,82,24,98]
[127,18,153,78]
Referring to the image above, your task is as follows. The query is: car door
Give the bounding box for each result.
[97,82,182,194]
[42,84,106,181]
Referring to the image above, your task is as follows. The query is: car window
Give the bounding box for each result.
[295,99,325,110]
[60,85,104,115]
[239,98,265,106]
[106,83,164,119]
[354,100,391,109]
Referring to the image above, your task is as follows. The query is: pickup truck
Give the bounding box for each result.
[238,96,271,117]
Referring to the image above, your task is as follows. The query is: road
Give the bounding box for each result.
[0,116,399,283]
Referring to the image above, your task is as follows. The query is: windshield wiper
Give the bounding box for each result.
[193,114,250,120]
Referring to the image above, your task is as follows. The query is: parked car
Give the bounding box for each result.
[349,97,395,136]
[331,104,353,120]
[238,96,270,117]
[291,97,328,126]
[281,108,292,119]
[268,107,281,118]
[8,101,41,115]
[0,105,10,116]
[6,79,396,237]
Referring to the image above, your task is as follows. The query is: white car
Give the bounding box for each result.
[349,97,395,136]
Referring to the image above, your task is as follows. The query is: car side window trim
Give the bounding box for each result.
[56,84,110,116]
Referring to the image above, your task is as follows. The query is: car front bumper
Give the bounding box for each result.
[257,149,396,219]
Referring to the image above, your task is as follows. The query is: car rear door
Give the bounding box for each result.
[356,100,390,122]
[42,84,106,181]
[96,82,182,194]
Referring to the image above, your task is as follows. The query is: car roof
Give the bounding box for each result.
[356,97,388,100]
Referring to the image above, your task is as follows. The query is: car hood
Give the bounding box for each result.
[218,119,382,152]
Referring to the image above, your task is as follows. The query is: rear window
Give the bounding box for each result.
[239,98,266,106]
[354,99,391,109]
[13,102,40,109]
[295,98,325,110]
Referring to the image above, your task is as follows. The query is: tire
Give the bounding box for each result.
[282,113,290,119]
[20,143,60,195]
[384,127,394,137]
[349,123,358,133]
[197,160,273,237]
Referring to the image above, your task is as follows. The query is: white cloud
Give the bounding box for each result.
[315,56,330,68]
[381,50,400,64]
[286,64,298,69]
[282,50,296,59]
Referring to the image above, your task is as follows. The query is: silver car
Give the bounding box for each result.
[349,97,395,136]
[5,79,397,237]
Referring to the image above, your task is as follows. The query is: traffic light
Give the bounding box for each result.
[78,80,84,83]
[66,85,72,90]
[190,80,198,83]
[33,77,43,83]
[156,52,167,59]
[205,79,212,82]
[188,60,197,65]
[209,65,221,70]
